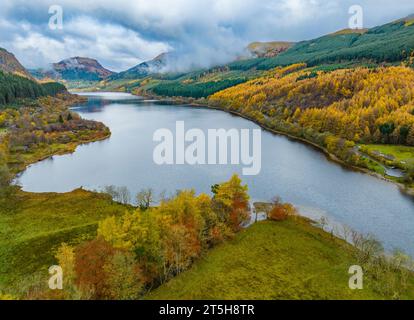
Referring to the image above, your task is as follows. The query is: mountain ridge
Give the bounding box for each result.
[31,57,114,81]
[109,52,172,81]
[0,47,33,79]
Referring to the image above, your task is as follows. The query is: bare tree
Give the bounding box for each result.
[103,185,120,202]
[118,186,131,205]
[103,185,131,204]
[136,188,154,210]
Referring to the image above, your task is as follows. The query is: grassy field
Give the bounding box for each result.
[361,144,414,168]
[0,189,129,294]
[148,219,414,300]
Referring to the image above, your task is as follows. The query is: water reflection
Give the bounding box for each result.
[17,93,414,256]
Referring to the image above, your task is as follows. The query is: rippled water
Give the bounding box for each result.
[16,92,414,255]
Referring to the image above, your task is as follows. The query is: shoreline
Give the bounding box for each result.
[11,94,112,179]
[12,132,111,179]
[15,91,414,198]
[142,94,414,198]
[11,91,414,260]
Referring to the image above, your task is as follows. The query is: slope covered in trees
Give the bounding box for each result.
[150,77,248,98]
[3,180,413,300]
[209,65,414,185]
[95,16,414,98]
[210,65,414,146]
[0,71,67,105]
[228,20,414,71]
[1,175,251,299]
[137,20,414,98]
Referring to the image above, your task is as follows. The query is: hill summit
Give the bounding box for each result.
[0,47,33,79]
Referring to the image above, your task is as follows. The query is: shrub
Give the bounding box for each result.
[268,198,298,221]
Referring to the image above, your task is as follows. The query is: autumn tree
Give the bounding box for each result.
[213,174,250,232]
[407,126,414,146]
[55,243,81,299]
[268,197,298,221]
[103,251,143,300]
[96,176,252,288]
[74,238,116,299]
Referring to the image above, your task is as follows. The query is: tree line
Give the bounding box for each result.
[209,64,414,180]
[25,175,251,299]
[228,21,414,71]
[150,78,247,98]
[0,71,67,105]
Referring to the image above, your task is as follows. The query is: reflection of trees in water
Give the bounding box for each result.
[79,99,112,113]
[81,97,145,113]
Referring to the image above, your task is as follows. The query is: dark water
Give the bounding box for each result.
[16,93,414,255]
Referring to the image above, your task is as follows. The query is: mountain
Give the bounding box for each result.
[109,53,169,80]
[0,47,68,105]
[229,16,414,70]
[247,41,294,58]
[329,28,368,36]
[0,69,67,105]
[395,13,414,25]
[32,57,114,81]
[97,13,414,98]
[113,43,294,81]
[0,47,33,79]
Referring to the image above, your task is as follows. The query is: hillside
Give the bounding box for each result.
[32,57,114,81]
[148,220,414,300]
[0,48,33,79]
[247,41,294,58]
[0,189,128,292]
[0,71,67,105]
[330,28,368,36]
[229,19,414,71]
[109,53,170,81]
[208,64,414,188]
[97,15,414,98]
[210,65,414,146]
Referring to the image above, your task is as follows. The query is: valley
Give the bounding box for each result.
[0,9,414,301]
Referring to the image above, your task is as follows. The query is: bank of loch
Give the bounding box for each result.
[17,93,414,257]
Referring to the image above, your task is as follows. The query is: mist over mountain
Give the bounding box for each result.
[2,0,414,73]
[31,57,114,81]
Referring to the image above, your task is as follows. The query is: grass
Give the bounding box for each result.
[361,144,414,168]
[148,219,414,300]
[0,189,129,293]
[363,158,386,175]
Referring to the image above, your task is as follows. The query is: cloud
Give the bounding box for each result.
[1,0,414,72]
[0,15,171,71]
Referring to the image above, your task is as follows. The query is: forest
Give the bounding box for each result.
[3,175,252,299]
[213,66,414,145]
[3,175,413,300]
[117,20,414,100]
[0,94,110,182]
[209,64,414,184]
[150,78,247,98]
[227,20,414,71]
[95,19,414,100]
[0,71,67,106]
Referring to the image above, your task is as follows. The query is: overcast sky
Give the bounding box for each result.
[1,0,414,72]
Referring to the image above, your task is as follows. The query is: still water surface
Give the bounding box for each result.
[17,93,414,255]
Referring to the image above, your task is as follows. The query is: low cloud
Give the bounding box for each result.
[1,0,414,72]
